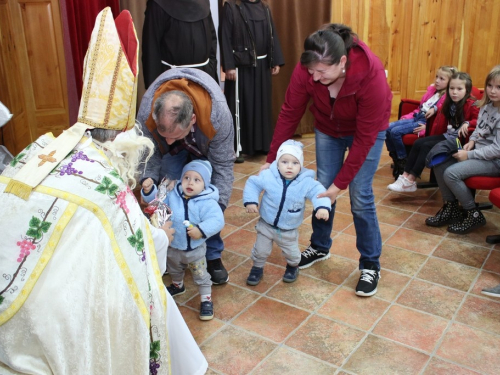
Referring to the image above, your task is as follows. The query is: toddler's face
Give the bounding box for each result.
[182,170,205,197]
[278,154,301,180]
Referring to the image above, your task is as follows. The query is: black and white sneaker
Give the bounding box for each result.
[298,246,331,269]
[355,262,380,297]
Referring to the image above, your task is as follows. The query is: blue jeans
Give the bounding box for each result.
[160,149,224,261]
[385,118,420,159]
[312,129,385,269]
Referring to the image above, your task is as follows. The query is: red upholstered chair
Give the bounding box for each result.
[398,87,483,188]
[486,188,500,244]
[464,176,500,211]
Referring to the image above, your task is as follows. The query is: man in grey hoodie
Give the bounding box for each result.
[137,68,235,284]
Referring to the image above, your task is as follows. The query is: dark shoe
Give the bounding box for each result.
[207,258,229,284]
[393,158,407,180]
[447,208,486,234]
[199,301,214,321]
[425,201,462,227]
[235,156,244,163]
[298,246,331,269]
[166,283,186,297]
[283,265,299,283]
[482,284,500,298]
[355,262,380,297]
[246,266,264,286]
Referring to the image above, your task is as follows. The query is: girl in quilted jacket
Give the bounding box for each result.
[386,66,456,178]
[425,65,500,234]
[388,71,480,193]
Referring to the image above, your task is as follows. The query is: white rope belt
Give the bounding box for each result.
[161,58,210,69]
[257,54,267,59]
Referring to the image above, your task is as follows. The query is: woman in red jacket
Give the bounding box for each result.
[388,72,480,193]
[261,24,392,297]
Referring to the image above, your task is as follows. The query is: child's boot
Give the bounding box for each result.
[246,266,263,286]
[447,207,486,234]
[283,265,299,283]
[425,200,462,227]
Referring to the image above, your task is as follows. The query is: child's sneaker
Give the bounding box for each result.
[387,175,416,192]
[166,283,186,297]
[246,266,263,286]
[199,301,214,321]
[283,265,299,283]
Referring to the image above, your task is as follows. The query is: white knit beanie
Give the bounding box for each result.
[276,140,304,167]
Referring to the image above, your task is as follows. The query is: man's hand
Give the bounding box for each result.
[246,204,259,213]
[161,221,175,243]
[187,225,203,240]
[315,208,329,221]
[225,69,236,81]
[142,177,154,194]
[271,66,280,75]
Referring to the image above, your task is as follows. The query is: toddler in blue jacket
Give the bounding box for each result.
[243,140,331,285]
[142,160,224,321]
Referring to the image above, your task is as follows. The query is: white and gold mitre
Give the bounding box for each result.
[4,7,138,199]
[78,7,138,131]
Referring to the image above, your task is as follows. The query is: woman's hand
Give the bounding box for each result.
[187,226,203,240]
[271,66,280,75]
[458,122,469,138]
[225,69,236,81]
[161,221,175,243]
[425,107,436,119]
[317,183,341,205]
[463,140,475,151]
[259,162,271,173]
[453,150,469,162]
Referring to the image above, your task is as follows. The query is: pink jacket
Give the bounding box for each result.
[267,40,392,190]
[400,85,446,120]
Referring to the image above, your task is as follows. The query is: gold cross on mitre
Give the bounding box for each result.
[38,150,57,166]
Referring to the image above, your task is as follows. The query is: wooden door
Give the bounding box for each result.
[0,0,68,155]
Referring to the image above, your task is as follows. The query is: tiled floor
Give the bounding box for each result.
[164,136,500,375]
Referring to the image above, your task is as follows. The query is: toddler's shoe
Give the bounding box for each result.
[246,266,263,286]
[166,283,185,297]
[199,301,214,321]
[283,265,299,283]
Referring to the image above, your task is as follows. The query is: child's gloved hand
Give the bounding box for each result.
[315,208,329,221]
[187,225,203,240]
[245,204,259,213]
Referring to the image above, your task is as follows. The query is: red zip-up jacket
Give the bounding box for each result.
[429,98,479,141]
[267,40,392,190]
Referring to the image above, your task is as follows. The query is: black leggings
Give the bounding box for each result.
[404,135,445,178]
